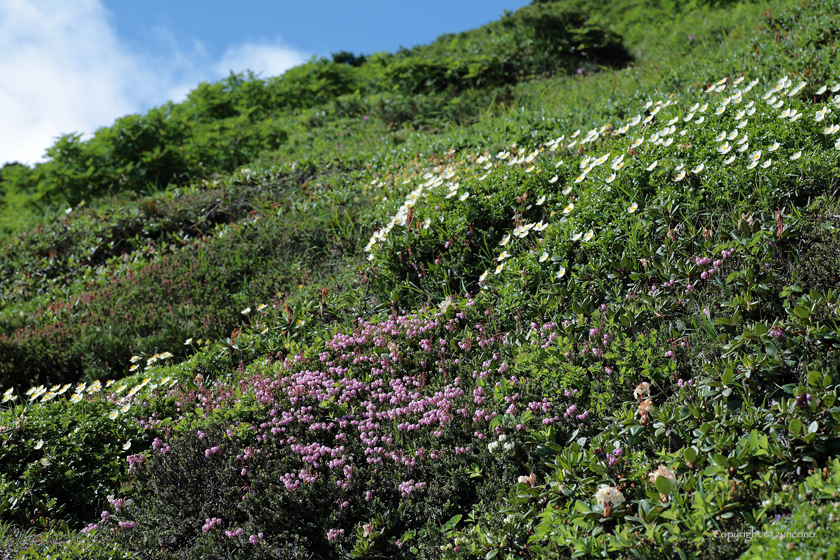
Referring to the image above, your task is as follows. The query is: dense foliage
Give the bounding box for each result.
[3,0,840,559]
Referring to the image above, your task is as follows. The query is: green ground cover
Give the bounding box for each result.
[2,0,840,558]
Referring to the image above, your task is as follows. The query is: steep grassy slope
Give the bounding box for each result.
[3,0,840,559]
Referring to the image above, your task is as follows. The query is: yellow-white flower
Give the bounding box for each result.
[534,221,548,232]
[571,232,582,242]
[34,440,44,450]
[241,307,251,315]
[718,143,732,154]
[631,137,644,148]
[824,124,840,135]
[699,103,708,113]
[747,160,758,170]
[129,365,138,372]
[536,195,546,205]
[762,159,773,169]
[494,263,505,275]
[497,251,510,261]
[674,171,686,182]
[694,116,705,125]
[737,135,749,145]
[606,174,616,183]
[109,410,119,420]
[562,185,573,196]
[574,174,586,184]
[691,163,705,174]
[715,106,726,115]
[649,465,678,488]
[70,393,82,403]
[130,355,141,364]
[548,176,558,184]
[715,132,726,142]
[256,304,267,312]
[556,267,566,279]
[499,235,511,246]
[584,230,594,242]
[749,150,762,162]
[459,192,470,201]
[123,441,132,451]
[563,203,575,214]
[539,252,549,263]
[479,271,488,282]
[735,110,745,120]
[646,161,658,171]
[724,155,736,165]
[778,108,791,118]
[628,202,638,213]
[739,142,750,152]
[683,112,695,123]
[727,130,739,140]
[768,142,780,152]
[790,151,802,161]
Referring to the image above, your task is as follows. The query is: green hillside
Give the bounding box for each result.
[2,0,840,558]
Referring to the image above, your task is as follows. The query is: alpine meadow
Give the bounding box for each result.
[3,0,840,558]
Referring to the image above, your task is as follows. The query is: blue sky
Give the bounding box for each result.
[0,0,529,166]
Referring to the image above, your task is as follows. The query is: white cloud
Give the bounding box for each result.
[214,42,310,80]
[0,1,310,166]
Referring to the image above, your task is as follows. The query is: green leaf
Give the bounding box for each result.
[714,454,729,468]
[683,447,697,464]
[793,306,811,319]
[788,418,802,436]
[807,371,822,387]
[654,476,673,495]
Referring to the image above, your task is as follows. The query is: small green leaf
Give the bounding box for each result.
[655,476,673,495]
[683,447,697,464]
[793,306,811,319]
[807,371,822,387]
[788,418,802,436]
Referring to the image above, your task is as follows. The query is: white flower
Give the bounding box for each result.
[494,263,505,275]
[631,137,644,148]
[536,195,546,205]
[556,267,566,278]
[499,235,511,246]
[539,252,549,263]
[563,203,575,214]
[816,85,828,95]
[534,221,548,232]
[634,382,651,399]
[790,151,802,161]
[562,185,573,196]
[479,271,488,282]
[595,484,625,507]
[737,135,749,145]
[606,173,616,183]
[762,159,772,169]
[583,229,594,242]
[34,440,44,450]
[824,124,840,135]
[724,155,736,165]
[715,132,726,142]
[718,143,732,154]
[548,175,558,184]
[497,251,510,261]
[728,130,739,140]
[628,202,638,213]
[674,170,686,182]
[459,192,470,201]
[649,465,677,488]
[747,160,758,170]
[738,142,750,152]
[241,307,251,315]
[646,161,658,171]
[691,163,705,174]
[768,142,780,153]
[123,441,132,451]
[571,232,582,242]
[574,174,586,184]
[695,116,705,125]
[749,150,762,162]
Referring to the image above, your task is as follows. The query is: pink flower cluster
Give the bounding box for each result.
[398,479,427,497]
[202,517,222,533]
